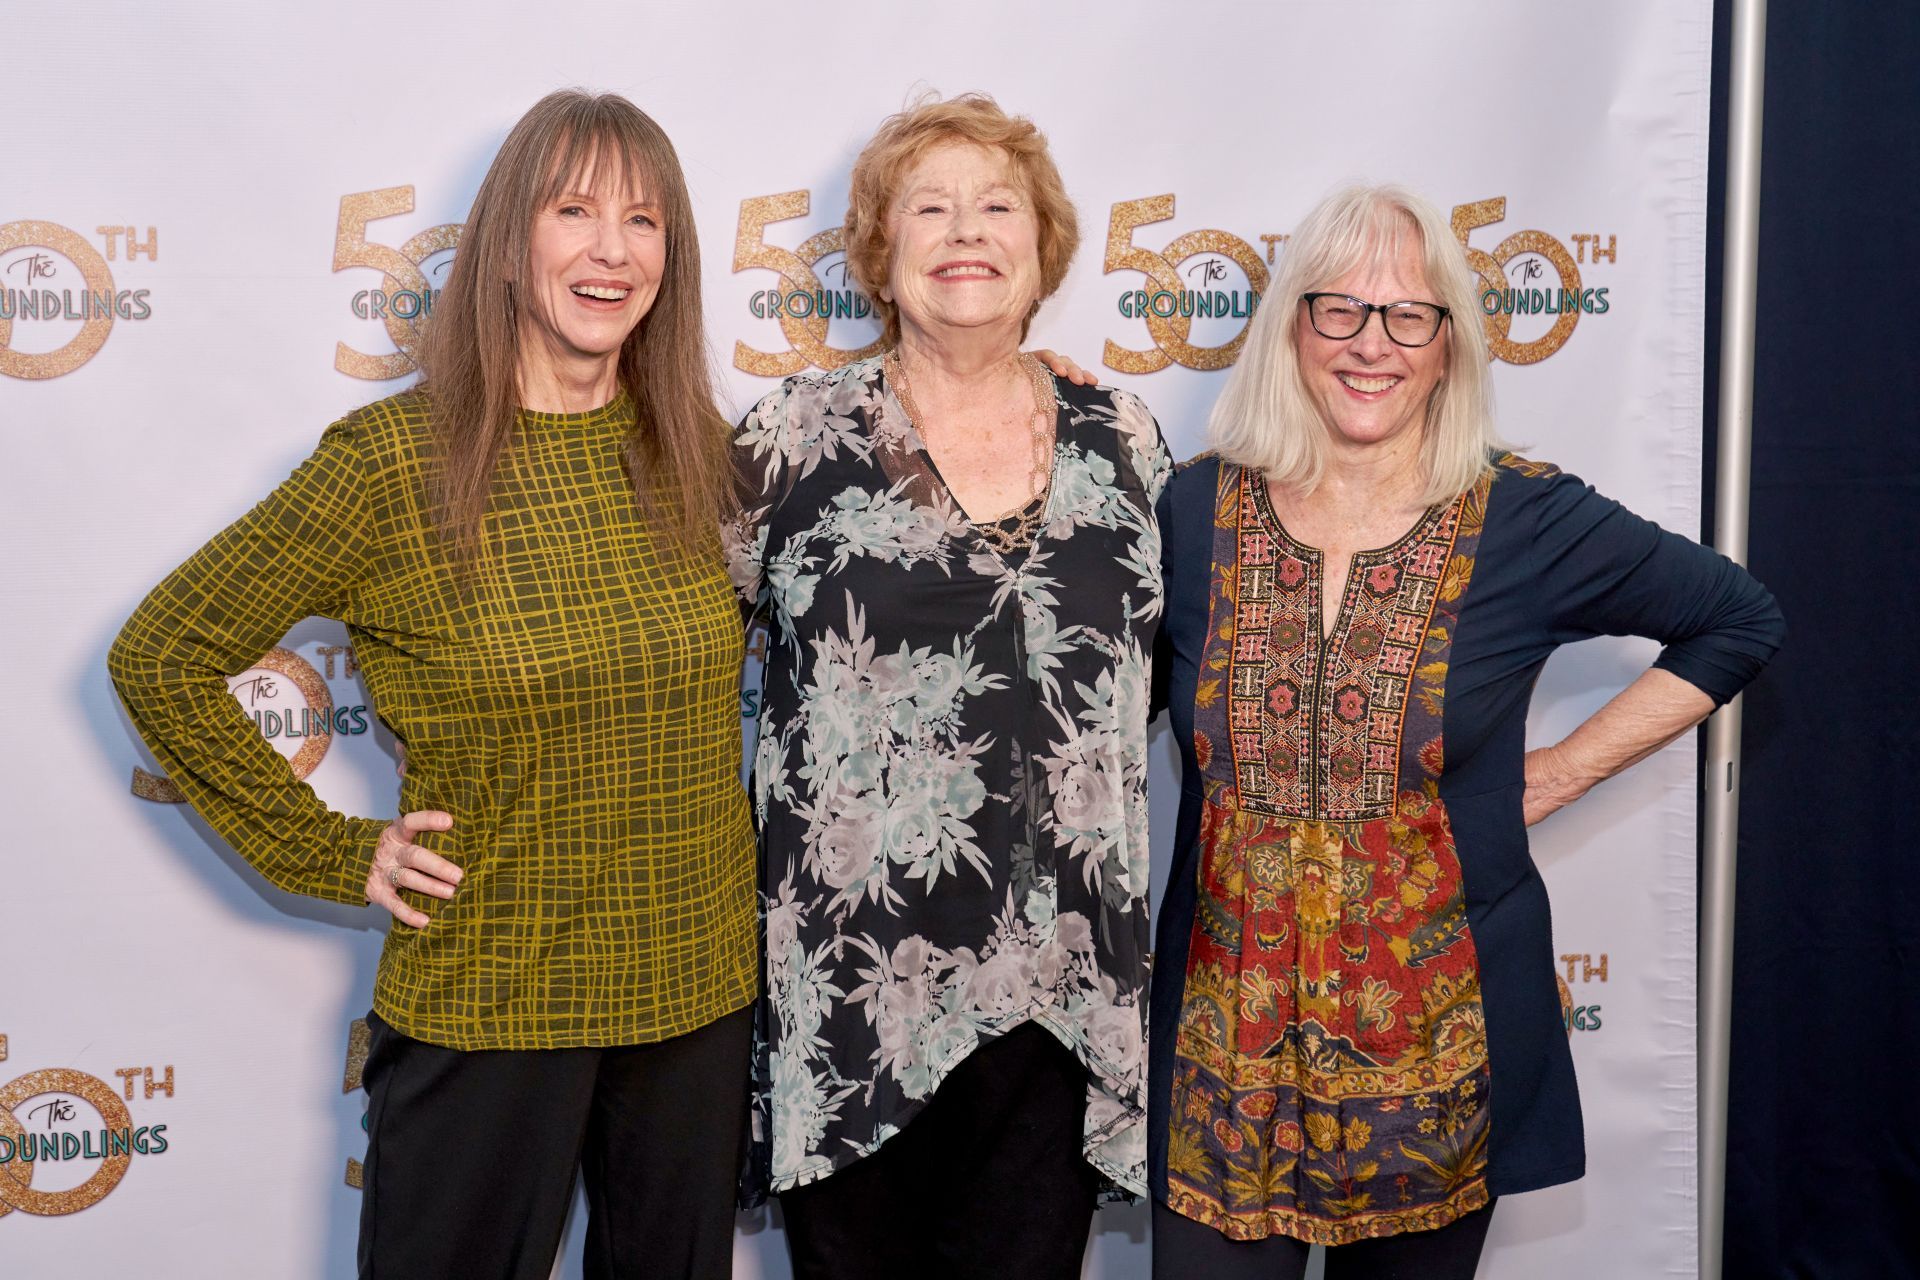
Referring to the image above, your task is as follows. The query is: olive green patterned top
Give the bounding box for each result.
[109,389,757,1051]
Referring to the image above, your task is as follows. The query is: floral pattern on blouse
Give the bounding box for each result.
[727,355,1170,1197]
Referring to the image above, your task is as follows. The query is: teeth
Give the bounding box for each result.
[1338,373,1398,393]
[571,285,629,301]
[935,265,996,278]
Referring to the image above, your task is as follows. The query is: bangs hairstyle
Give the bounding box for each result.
[1209,183,1502,506]
[416,88,730,572]
[843,92,1079,347]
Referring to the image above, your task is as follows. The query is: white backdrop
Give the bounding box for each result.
[2,1,1709,1275]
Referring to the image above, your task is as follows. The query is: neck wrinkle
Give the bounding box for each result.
[514,336,622,415]
[894,319,1024,391]
[1314,426,1429,508]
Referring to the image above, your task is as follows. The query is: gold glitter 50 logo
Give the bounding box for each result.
[731,191,880,377]
[333,187,462,380]
[132,644,373,803]
[0,1034,174,1219]
[1453,198,1614,366]
[1103,195,1617,373]
[0,221,156,380]
[1102,195,1276,374]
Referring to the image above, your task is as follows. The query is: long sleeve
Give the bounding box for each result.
[1529,467,1785,705]
[108,418,385,904]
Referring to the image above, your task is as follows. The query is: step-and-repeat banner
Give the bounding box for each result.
[4,1,1709,1274]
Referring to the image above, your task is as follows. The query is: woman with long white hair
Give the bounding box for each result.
[1147,182,1782,1277]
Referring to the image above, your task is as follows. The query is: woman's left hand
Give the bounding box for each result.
[1521,669,1717,826]
[1030,348,1098,386]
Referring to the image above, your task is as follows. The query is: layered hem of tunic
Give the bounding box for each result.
[766,1001,1148,1199]
[1164,1016,1493,1245]
[1164,1174,1490,1246]
[1163,801,1496,1239]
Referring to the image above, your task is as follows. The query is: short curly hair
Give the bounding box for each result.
[843,93,1080,347]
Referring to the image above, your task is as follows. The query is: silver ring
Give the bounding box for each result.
[386,863,404,888]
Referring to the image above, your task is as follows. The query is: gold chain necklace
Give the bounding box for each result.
[884,350,1055,554]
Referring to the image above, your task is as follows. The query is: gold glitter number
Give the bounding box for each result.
[0,1069,135,1218]
[333,187,463,380]
[0,1102,27,1215]
[1103,196,1179,374]
[130,645,336,802]
[0,222,117,380]
[342,1018,371,1189]
[731,192,882,377]
[1451,198,1584,366]
[129,767,186,804]
[1102,197,1271,374]
[341,1018,370,1094]
[237,647,335,780]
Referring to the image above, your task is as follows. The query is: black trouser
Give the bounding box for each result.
[778,1020,1101,1280]
[1152,1198,1496,1280]
[357,1005,751,1280]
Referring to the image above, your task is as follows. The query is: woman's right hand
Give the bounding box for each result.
[1030,348,1099,386]
[366,810,460,928]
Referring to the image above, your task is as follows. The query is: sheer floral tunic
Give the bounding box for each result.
[1148,453,1783,1245]
[726,355,1171,1197]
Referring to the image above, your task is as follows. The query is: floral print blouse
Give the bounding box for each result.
[726,355,1171,1197]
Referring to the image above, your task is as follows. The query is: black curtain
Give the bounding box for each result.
[1708,5,1920,1276]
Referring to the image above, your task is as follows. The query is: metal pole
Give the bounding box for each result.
[1701,0,1767,1275]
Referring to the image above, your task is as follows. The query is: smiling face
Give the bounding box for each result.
[516,162,665,394]
[1295,234,1449,457]
[883,141,1041,348]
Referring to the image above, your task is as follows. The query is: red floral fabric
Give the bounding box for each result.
[1166,465,1496,1243]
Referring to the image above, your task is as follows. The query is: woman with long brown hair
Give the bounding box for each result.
[110,90,754,1278]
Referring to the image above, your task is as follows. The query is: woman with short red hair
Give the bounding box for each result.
[729,93,1168,1278]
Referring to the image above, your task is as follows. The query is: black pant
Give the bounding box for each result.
[357,1005,751,1280]
[778,1020,1100,1280]
[1152,1198,1496,1280]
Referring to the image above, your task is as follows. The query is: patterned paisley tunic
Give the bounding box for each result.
[727,355,1171,1197]
[1148,453,1783,1244]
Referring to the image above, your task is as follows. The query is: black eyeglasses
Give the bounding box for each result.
[1301,292,1451,348]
